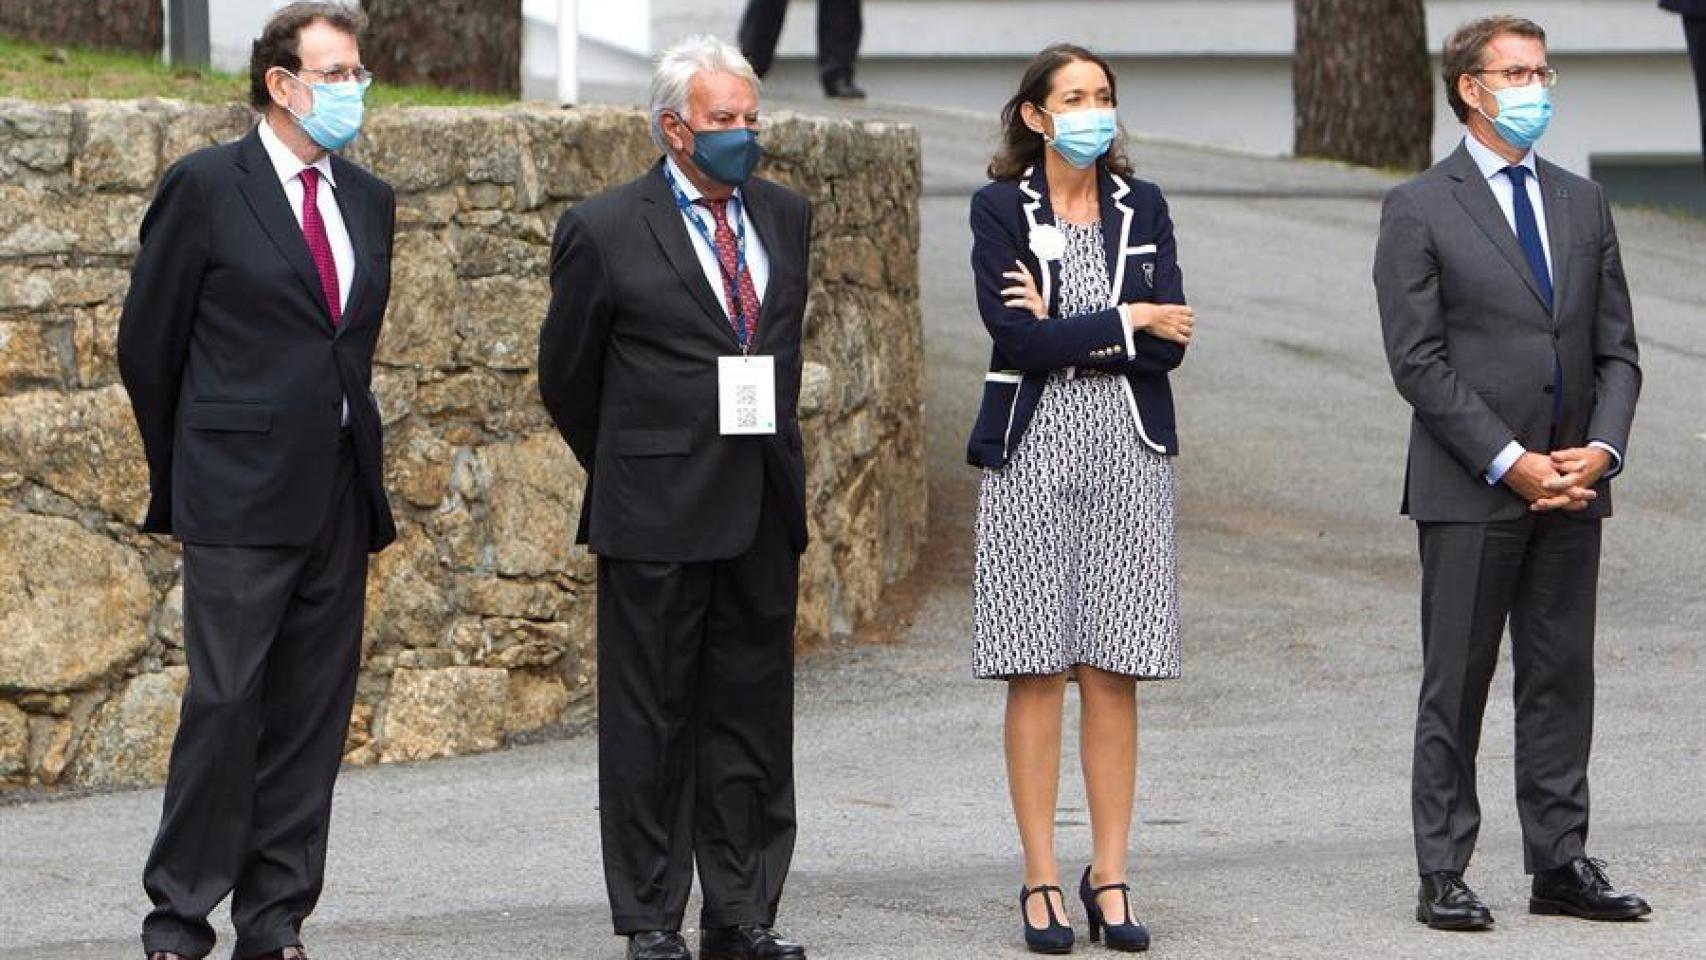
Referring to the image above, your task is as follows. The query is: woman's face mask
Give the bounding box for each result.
[1040,106,1118,169]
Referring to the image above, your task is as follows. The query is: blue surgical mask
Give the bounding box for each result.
[286,71,370,152]
[1478,79,1552,150]
[1042,106,1118,169]
[684,124,762,187]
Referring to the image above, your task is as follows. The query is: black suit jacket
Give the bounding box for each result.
[538,161,811,563]
[117,125,398,551]
[1374,143,1641,523]
[1661,0,1706,17]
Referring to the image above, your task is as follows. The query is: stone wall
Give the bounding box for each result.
[0,99,925,790]
[0,0,163,56]
[363,0,524,96]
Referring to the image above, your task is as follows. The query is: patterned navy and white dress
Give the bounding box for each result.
[973,219,1181,680]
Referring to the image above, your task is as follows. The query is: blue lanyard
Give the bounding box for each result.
[664,165,754,352]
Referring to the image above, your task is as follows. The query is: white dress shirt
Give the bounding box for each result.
[1459,134,1621,484]
[665,155,770,321]
[258,116,356,312]
[257,116,355,424]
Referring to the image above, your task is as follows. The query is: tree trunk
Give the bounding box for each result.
[362,0,522,96]
[0,0,163,56]
[1294,0,1432,171]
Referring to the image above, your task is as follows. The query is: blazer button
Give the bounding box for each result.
[1552,331,1561,340]
[1543,384,1555,394]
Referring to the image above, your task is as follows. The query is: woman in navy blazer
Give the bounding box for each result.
[966,44,1194,954]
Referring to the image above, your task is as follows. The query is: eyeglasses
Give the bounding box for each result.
[297,65,374,85]
[1473,66,1559,88]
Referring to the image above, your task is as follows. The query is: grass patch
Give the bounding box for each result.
[0,35,514,108]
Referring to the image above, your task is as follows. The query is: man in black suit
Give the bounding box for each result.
[738,0,865,98]
[538,34,812,960]
[117,4,395,958]
[1375,15,1649,933]
[1661,0,1706,177]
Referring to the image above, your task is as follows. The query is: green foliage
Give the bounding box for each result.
[0,35,513,107]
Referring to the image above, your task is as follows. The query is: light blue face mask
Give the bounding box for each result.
[1478,79,1552,150]
[285,70,370,152]
[1042,106,1118,169]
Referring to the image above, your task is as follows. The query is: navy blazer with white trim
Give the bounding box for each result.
[965,162,1187,469]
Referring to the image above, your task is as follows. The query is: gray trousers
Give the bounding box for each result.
[1412,513,1600,877]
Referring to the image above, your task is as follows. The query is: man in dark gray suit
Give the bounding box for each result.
[1375,14,1650,932]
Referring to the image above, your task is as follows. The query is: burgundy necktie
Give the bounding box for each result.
[696,198,761,346]
[299,167,342,328]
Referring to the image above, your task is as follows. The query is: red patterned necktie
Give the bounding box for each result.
[299,167,342,328]
[696,197,761,346]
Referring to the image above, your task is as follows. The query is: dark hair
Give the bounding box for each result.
[987,43,1134,181]
[1441,15,1546,123]
[248,1,368,110]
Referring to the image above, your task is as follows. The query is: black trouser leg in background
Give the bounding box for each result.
[816,0,864,88]
[1685,17,1706,179]
[737,0,789,77]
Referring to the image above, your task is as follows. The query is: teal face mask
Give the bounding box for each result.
[285,71,370,152]
[685,124,763,187]
[1478,79,1552,150]
[1042,106,1118,169]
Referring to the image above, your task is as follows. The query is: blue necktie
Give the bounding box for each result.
[1505,164,1563,433]
[1503,165,1552,308]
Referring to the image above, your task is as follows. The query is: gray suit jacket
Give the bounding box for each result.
[1374,142,1641,523]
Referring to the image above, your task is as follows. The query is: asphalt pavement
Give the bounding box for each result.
[3,98,1703,959]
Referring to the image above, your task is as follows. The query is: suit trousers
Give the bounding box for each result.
[597,488,800,935]
[1411,513,1600,877]
[142,436,370,960]
[737,0,863,84]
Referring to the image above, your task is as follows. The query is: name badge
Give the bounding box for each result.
[718,355,777,435]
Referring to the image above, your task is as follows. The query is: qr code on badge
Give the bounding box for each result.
[735,384,759,429]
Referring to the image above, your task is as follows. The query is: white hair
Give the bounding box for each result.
[648,34,761,152]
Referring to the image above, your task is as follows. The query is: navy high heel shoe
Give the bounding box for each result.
[1079,866,1150,952]
[1020,883,1076,954]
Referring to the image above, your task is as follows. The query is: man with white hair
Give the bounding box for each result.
[538,34,813,960]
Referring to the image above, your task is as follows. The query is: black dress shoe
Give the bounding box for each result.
[1416,871,1494,930]
[1531,858,1652,921]
[628,930,692,960]
[822,75,867,99]
[699,924,805,960]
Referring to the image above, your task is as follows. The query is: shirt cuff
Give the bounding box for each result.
[1484,441,1524,486]
[1588,440,1624,479]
